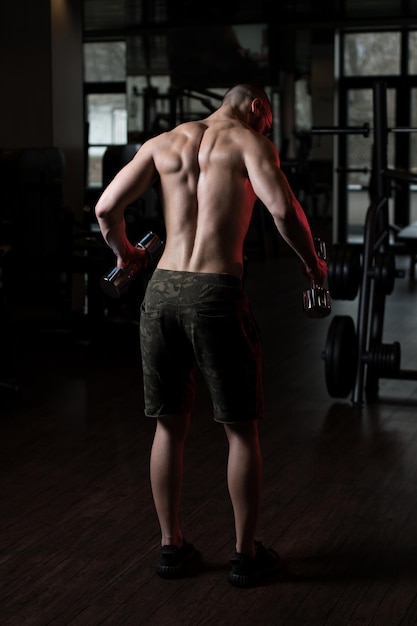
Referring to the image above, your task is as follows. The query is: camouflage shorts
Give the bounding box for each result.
[139,269,263,423]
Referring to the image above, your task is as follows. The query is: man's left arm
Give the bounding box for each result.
[95,144,157,267]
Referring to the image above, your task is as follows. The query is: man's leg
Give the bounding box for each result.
[224,420,262,557]
[224,419,279,587]
[150,412,190,547]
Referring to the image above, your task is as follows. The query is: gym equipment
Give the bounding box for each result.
[319,81,417,404]
[327,245,399,300]
[100,231,164,298]
[396,220,417,281]
[323,315,357,398]
[323,313,401,399]
[303,238,331,318]
[327,243,362,300]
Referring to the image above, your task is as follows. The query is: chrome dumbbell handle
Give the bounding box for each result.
[313,238,327,263]
[303,238,331,319]
[100,231,164,298]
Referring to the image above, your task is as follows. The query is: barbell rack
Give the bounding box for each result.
[317,80,417,405]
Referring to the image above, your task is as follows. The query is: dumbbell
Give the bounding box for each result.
[100,231,164,298]
[303,238,331,319]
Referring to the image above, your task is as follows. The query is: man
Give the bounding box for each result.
[95,83,327,588]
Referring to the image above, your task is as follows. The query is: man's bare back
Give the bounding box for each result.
[149,116,264,278]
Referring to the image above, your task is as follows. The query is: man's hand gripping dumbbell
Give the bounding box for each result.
[100,231,164,298]
[303,238,331,319]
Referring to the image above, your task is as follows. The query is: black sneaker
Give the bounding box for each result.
[228,540,280,588]
[156,540,197,579]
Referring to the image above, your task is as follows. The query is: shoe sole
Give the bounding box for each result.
[156,546,197,579]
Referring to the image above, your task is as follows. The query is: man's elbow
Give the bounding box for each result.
[271,203,292,227]
[95,194,114,221]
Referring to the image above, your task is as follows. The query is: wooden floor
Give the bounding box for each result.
[1,245,417,626]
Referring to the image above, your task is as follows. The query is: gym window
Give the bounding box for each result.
[84,42,126,82]
[343,32,401,76]
[408,31,417,73]
[84,42,127,188]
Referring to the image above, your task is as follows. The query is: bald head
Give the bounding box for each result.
[221,83,272,138]
[222,84,271,110]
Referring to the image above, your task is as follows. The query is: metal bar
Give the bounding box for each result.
[380,370,417,380]
[352,202,377,406]
[311,126,417,136]
[389,127,417,133]
[311,123,370,137]
[373,81,388,201]
[335,167,370,174]
[382,168,417,185]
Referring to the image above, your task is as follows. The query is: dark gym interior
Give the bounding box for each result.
[2,2,417,624]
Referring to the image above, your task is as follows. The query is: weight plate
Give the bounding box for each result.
[374,252,396,295]
[328,244,361,301]
[328,244,343,299]
[342,245,362,300]
[323,314,358,398]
